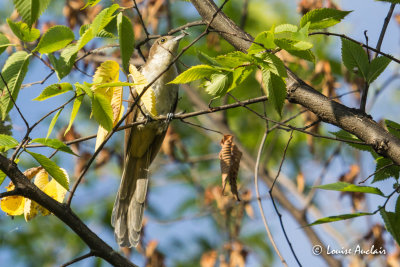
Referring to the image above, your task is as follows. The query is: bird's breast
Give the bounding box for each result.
[141,65,178,116]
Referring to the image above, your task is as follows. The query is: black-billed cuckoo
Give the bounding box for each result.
[112,33,185,247]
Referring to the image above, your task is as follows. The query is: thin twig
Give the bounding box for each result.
[359,163,395,184]
[132,0,150,38]
[0,72,29,129]
[21,70,55,88]
[254,129,288,267]
[269,131,302,266]
[60,251,95,267]
[271,131,293,191]
[309,31,400,64]
[375,3,396,57]
[240,0,249,28]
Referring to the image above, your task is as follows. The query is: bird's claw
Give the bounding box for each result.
[144,114,153,125]
[166,112,174,124]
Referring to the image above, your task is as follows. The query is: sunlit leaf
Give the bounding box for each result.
[27,150,69,190]
[13,0,51,28]
[117,13,135,73]
[169,65,220,84]
[300,8,352,30]
[30,138,77,155]
[33,83,73,101]
[0,134,19,152]
[315,182,384,196]
[46,109,62,139]
[7,19,40,42]
[341,38,369,79]
[34,25,74,54]
[0,51,31,120]
[92,93,113,131]
[129,64,157,117]
[0,183,25,216]
[308,212,373,226]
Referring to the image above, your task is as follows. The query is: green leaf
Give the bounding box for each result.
[274,24,298,33]
[262,70,286,115]
[82,0,102,9]
[7,19,40,42]
[300,8,352,30]
[30,138,77,155]
[330,130,374,153]
[286,49,315,63]
[197,50,222,66]
[260,53,287,77]
[26,150,69,190]
[341,38,369,79]
[90,4,119,35]
[65,88,83,135]
[48,45,77,80]
[79,24,115,38]
[203,72,233,98]
[0,34,10,55]
[228,67,254,92]
[308,212,373,226]
[214,51,252,68]
[63,4,120,63]
[0,134,19,152]
[0,51,31,120]
[275,38,313,51]
[93,81,137,89]
[34,26,74,54]
[385,119,400,139]
[380,209,400,246]
[13,0,51,28]
[373,157,400,183]
[46,109,62,139]
[92,93,113,131]
[117,13,135,73]
[33,83,73,101]
[367,56,391,84]
[0,170,6,186]
[248,31,276,54]
[315,182,385,196]
[76,82,93,97]
[376,0,400,4]
[170,65,220,84]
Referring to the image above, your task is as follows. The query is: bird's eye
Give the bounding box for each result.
[160,38,166,43]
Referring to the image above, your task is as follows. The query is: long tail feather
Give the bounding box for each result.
[112,152,150,247]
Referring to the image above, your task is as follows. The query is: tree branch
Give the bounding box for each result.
[0,155,137,267]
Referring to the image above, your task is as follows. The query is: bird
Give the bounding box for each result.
[111,33,186,248]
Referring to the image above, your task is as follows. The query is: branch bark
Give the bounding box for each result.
[0,155,137,267]
[189,0,400,167]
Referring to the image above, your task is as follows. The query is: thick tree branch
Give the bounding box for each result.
[189,0,400,166]
[0,155,137,267]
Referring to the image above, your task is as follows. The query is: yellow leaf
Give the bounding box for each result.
[34,169,49,190]
[24,169,50,220]
[129,64,157,117]
[24,198,40,221]
[111,86,123,123]
[0,183,25,216]
[95,86,123,150]
[92,60,120,98]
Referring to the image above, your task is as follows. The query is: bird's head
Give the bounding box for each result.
[148,32,186,63]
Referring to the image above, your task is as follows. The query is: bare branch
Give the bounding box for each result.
[254,129,288,267]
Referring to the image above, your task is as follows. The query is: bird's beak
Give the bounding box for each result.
[173,31,188,41]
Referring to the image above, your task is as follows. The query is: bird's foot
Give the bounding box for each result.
[166,112,175,124]
[144,114,154,125]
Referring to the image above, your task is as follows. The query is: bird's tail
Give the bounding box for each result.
[111,152,150,247]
